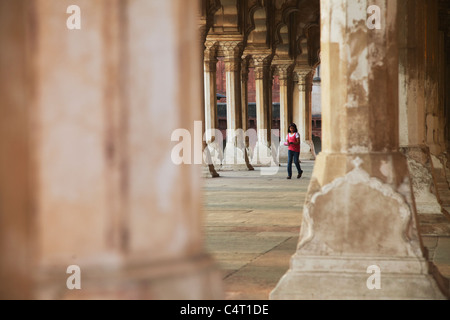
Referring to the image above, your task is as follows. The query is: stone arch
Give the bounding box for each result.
[305,24,320,67]
[296,35,309,62]
[273,24,289,60]
[273,1,299,52]
[246,6,269,47]
[210,0,240,34]
[244,0,264,40]
[201,0,223,36]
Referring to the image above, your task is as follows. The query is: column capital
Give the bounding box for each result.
[294,67,314,80]
[275,64,294,85]
[220,41,243,59]
[253,54,274,80]
[252,54,273,67]
[204,41,218,72]
[204,40,219,52]
[204,41,218,59]
[294,67,315,90]
[220,41,243,72]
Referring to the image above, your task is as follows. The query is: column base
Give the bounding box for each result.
[244,147,255,171]
[222,143,254,171]
[300,141,316,160]
[251,142,276,167]
[270,255,445,300]
[202,144,220,178]
[271,152,445,300]
[206,142,224,167]
[202,164,220,178]
[279,145,289,164]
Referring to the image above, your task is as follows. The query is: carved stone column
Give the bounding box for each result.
[241,56,254,169]
[204,41,223,169]
[252,54,275,166]
[222,41,253,170]
[305,70,317,158]
[271,0,445,299]
[268,65,278,165]
[241,57,250,134]
[200,30,220,178]
[294,67,316,161]
[277,64,293,164]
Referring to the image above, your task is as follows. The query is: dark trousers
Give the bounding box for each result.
[287,150,302,177]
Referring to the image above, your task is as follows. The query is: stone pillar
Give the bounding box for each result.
[241,56,254,169]
[277,64,293,164]
[222,41,253,170]
[271,0,445,299]
[305,71,317,158]
[268,65,278,165]
[294,67,316,161]
[0,0,223,300]
[424,0,446,168]
[204,41,224,169]
[423,0,450,208]
[398,0,442,214]
[252,54,275,166]
[200,31,220,178]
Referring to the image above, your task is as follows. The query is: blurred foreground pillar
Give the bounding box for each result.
[0,0,223,300]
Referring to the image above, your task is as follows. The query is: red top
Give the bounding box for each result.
[287,133,300,152]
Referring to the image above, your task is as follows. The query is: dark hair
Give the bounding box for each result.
[288,123,298,133]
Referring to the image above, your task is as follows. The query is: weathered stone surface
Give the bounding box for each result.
[271,158,445,299]
[401,147,443,214]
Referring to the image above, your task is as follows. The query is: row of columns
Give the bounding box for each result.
[202,40,317,174]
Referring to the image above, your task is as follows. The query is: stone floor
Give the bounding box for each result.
[202,160,450,300]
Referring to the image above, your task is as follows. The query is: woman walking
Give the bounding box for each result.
[286,123,303,179]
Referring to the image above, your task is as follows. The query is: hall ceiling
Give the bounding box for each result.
[199,0,321,68]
